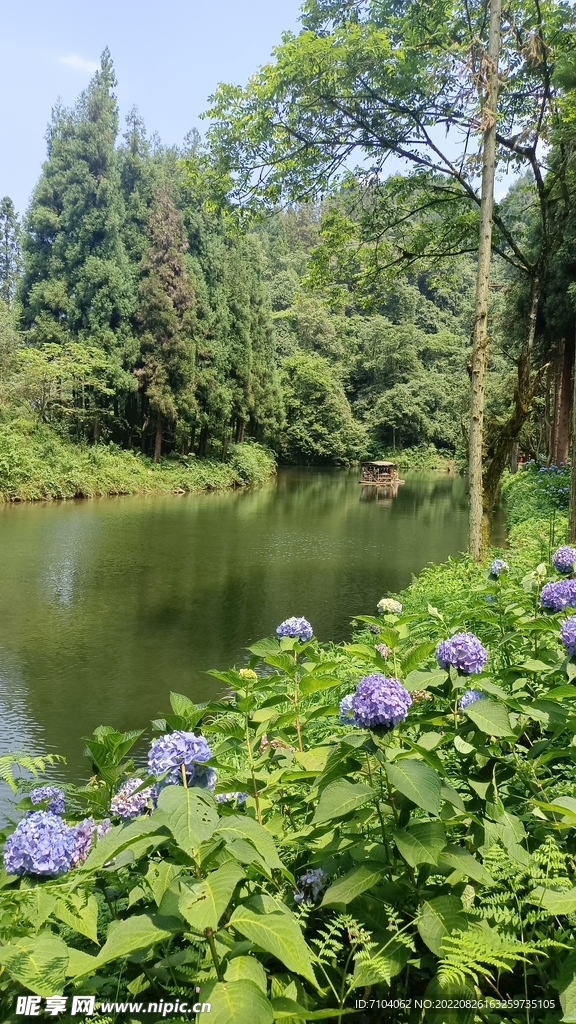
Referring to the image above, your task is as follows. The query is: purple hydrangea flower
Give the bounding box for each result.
[294,868,329,905]
[110,778,156,819]
[215,791,248,804]
[276,617,313,641]
[346,674,412,729]
[553,546,576,574]
[377,598,402,615]
[30,786,65,815]
[561,616,576,657]
[3,811,76,876]
[71,817,111,867]
[436,633,488,675]
[339,694,356,725]
[459,689,486,710]
[148,731,214,788]
[489,559,509,578]
[540,579,576,611]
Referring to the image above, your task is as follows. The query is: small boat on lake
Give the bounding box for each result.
[359,461,405,487]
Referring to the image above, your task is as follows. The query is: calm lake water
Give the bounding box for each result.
[0,468,474,799]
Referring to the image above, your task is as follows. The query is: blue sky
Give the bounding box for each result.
[0,0,302,216]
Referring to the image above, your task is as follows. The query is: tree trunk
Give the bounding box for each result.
[569,326,576,542]
[190,425,196,454]
[154,413,163,462]
[222,428,230,462]
[481,274,542,544]
[198,424,209,458]
[555,333,574,465]
[468,0,502,560]
[235,418,245,444]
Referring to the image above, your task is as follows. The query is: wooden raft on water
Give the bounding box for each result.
[359,461,405,486]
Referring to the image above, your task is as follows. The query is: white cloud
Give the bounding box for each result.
[59,54,99,74]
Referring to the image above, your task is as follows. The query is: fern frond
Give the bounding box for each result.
[0,752,65,792]
[438,928,546,987]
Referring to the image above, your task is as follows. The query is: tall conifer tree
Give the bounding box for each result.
[137,185,196,460]
[0,198,21,307]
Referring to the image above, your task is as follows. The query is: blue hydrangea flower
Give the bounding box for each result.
[148,731,214,788]
[459,689,486,711]
[553,546,576,575]
[377,598,402,615]
[489,559,509,578]
[3,811,76,876]
[294,868,329,905]
[276,617,313,641]
[71,817,111,867]
[561,616,576,657]
[540,579,576,611]
[344,674,412,729]
[436,633,488,675]
[215,791,248,804]
[339,694,356,725]
[30,786,65,815]
[110,778,156,820]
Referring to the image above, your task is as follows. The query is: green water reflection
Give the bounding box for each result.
[0,468,470,782]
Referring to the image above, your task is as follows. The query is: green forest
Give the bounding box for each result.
[0,46,525,502]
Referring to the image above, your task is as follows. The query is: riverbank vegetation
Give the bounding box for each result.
[0,422,275,501]
[2,494,576,1020]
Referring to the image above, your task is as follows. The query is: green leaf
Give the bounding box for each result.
[144,860,183,907]
[19,888,57,930]
[404,669,447,691]
[271,1000,358,1019]
[312,779,375,823]
[393,821,446,867]
[352,933,410,987]
[201,979,274,1024]
[230,895,317,986]
[248,637,281,657]
[53,892,99,943]
[438,846,493,884]
[321,863,384,906]
[417,896,468,956]
[385,760,441,815]
[400,641,437,675]
[179,861,245,932]
[81,817,164,871]
[463,698,513,737]
[225,955,268,992]
[527,886,576,914]
[215,816,284,871]
[95,914,179,966]
[154,784,219,853]
[0,933,69,996]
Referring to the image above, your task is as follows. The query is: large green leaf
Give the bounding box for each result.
[225,955,267,992]
[19,888,57,930]
[352,932,410,987]
[556,951,576,1023]
[230,895,317,986]
[215,816,284,871]
[417,896,468,955]
[179,861,245,932]
[438,845,493,884]
[312,779,375,823]
[0,933,69,996]
[385,760,441,815]
[527,886,576,914]
[155,784,219,853]
[95,914,179,966]
[464,698,513,737]
[81,817,164,871]
[53,892,99,943]
[393,821,446,867]
[321,863,384,906]
[201,979,274,1024]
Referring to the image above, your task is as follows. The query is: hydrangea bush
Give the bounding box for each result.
[0,557,575,1021]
